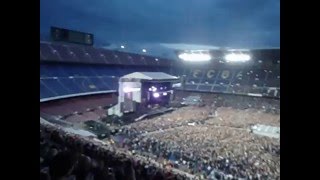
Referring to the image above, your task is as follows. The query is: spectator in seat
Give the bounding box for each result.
[42,148,58,168]
[151,171,165,180]
[74,155,93,180]
[40,171,50,180]
[49,151,77,180]
[123,159,136,180]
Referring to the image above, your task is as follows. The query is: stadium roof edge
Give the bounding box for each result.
[41,41,279,51]
[249,47,280,50]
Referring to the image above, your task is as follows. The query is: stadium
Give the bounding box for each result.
[40,1,280,180]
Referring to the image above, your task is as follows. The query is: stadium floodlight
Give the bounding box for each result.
[178,52,211,62]
[120,45,125,49]
[163,92,168,96]
[153,92,160,98]
[142,49,147,53]
[225,53,251,62]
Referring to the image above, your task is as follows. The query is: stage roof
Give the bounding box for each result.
[120,72,179,81]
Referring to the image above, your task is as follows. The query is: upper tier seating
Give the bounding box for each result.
[40,41,280,100]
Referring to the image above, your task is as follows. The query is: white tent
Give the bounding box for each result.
[63,127,97,138]
[251,124,280,139]
[121,72,179,82]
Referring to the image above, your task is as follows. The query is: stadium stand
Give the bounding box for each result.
[40,41,280,101]
[40,94,116,117]
[40,123,191,180]
[40,41,280,179]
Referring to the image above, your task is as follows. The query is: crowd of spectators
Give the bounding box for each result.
[40,123,192,180]
[205,107,280,128]
[41,93,280,180]
[172,91,280,115]
[123,107,211,133]
[115,106,280,179]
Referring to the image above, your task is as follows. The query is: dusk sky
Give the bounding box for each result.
[40,0,280,49]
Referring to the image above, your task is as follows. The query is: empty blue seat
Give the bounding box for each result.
[198,85,212,92]
[212,85,228,93]
[184,84,198,91]
[40,80,57,98]
[41,79,68,96]
[92,66,120,76]
[87,77,111,91]
[40,43,61,61]
[100,77,118,90]
[265,70,280,87]
[40,64,51,77]
[43,65,68,77]
[71,77,97,92]
[50,44,78,62]
[68,46,93,63]
[58,77,84,94]
[59,65,96,77]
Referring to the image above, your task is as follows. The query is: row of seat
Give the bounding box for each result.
[184,68,280,87]
[40,95,115,116]
[40,41,280,99]
[181,84,280,97]
[40,68,279,99]
[40,64,170,78]
[41,41,280,68]
[40,76,118,99]
[180,67,279,97]
[40,63,175,99]
[40,41,172,67]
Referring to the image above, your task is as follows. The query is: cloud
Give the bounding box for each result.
[40,0,280,47]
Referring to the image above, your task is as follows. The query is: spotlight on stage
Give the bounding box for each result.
[149,86,157,92]
[153,92,160,98]
[163,92,168,96]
